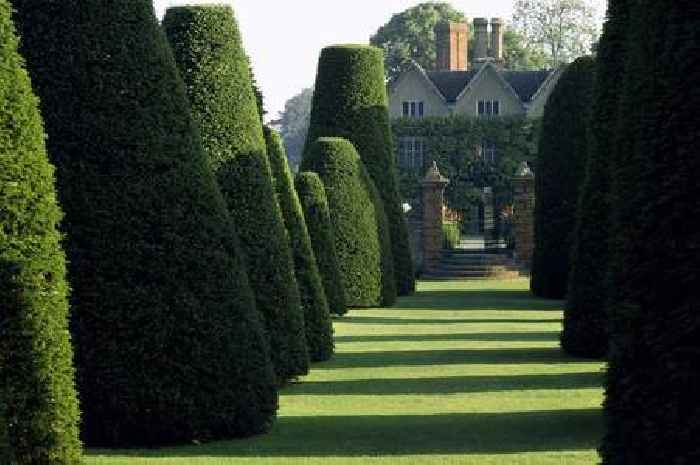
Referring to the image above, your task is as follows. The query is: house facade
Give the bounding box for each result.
[389,18,562,238]
[389,18,562,122]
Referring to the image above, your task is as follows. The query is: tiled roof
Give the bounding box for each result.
[425,67,553,103]
[426,70,478,102]
[501,70,553,101]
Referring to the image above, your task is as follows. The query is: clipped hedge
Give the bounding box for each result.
[302,138,385,307]
[305,45,415,295]
[0,2,81,461]
[602,0,700,463]
[13,0,277,446]
[164,5,309,382]
[265,127,334,362]
[368,179,398,306]
[562,1,631,358]
[295,172,347,316]
[530,57,595,299]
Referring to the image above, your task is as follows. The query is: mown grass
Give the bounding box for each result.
[87,278,605,465]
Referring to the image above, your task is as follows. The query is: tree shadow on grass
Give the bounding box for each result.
[335,331,561,343]
[393,290,563,312]
[94,409,602,457]
[283,371,602,396]
[316,347,590,369]
[338,316,562,325]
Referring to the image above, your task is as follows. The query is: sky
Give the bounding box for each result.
[154,0,606,122]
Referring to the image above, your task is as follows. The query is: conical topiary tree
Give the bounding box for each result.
[0,2,81,461]
[530,56,595,299]
[304,44,415,296]
[602,0,700,463]
[265,127,334,362]
[13,0,278,447]
[563,0,631,358]
[163,5,309,382]
[302,137,386,307]
[368,179,398,307]
[295,172,347,316]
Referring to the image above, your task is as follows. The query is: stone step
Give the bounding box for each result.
[423,269,522,279]
[441,256,509,263]
[437,265,515,273]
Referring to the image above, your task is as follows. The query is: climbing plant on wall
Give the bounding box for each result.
[392,115,541,215]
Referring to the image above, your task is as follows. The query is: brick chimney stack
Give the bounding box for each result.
[472,18,489,65]
[490,18,504,66]
[435,21,469,71]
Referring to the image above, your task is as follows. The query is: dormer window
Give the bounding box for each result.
[402,101,424,118]
[477,99,500,117]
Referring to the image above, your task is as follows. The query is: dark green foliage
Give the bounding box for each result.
[250,64,265,124]
[602,0,700,463]
[0,2,81,461]
[13,0,277,446]
[392,116,541,213]
[302,138,386,307]
[305,45,415,295]
[164,5,309,382]
[530,57,595,299]
[368,180,398,307]
[369,2,466,84]
[265,128,334,362]
[295,172,347,316]
[563,0,631,358]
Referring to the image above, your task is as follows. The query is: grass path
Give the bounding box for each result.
[88,279,605,465]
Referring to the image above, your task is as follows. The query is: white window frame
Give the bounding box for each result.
[477,99,502,117]
[479,139,497,163]
[402,100,425,118]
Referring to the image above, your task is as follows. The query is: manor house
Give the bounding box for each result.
[389,18,562,169]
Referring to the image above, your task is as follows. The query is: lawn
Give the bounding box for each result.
[87,278,605,465]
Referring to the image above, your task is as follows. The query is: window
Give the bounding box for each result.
[477,99,501,117]
[401,101,425,118]
[397,137,426,170]
[478,139,498,163]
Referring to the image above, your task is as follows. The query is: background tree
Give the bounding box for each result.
[302,138,385,307]
[305,44,414,296]
[503,28,548,70]
[265,127,334,362]
[512,0,600,67]
[277,87,313,171]
[0,1,81,460]
[295,172,347,316]
[13,0,278,446]
[370,2,466,84]
[164,5,309,383]
[602,0,700,462]
[531,56,595,299]
[562,0,630,358]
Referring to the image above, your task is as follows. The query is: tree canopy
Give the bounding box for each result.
[14,0,278,446]
[531,56,595,299]
[370,2,466,84]
[277,87,313,170]
[0,0,81,460]
[512,0,600,67]
[164,5,309,384]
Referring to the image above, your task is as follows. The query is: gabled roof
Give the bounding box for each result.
[425,70,478,103]
[391,60,557,106]
[501,70,554,102]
